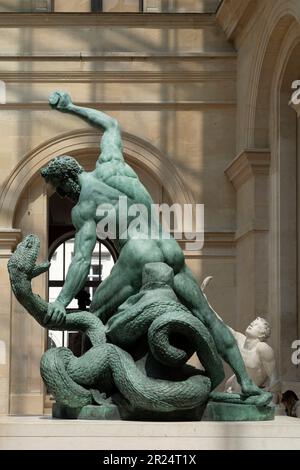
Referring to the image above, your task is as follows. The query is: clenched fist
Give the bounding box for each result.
[43,300,66,327]
[49,91,73,112]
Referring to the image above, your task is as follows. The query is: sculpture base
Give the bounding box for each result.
[52,400,207,421]
[117,405,207,421]
[52,403,120,420]
[205,401,275,421]
[1,415,297,450]
[112,393,207,421]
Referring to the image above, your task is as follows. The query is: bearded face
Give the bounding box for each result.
[55,176,81,202]
[41,156,83,202]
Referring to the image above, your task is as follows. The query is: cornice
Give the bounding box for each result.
[178,231,236,258]
[0,228,21,256]
[225,149,271,190]
[0,12,216,28]
[202,231,235,247]
[0,101,236,111]
[235,227,269,243]
[0,52,237,62]
[0,70,236,83]
[176,231,235,245]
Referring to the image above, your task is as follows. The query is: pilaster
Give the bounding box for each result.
[225,149,271,329]
[0,229,21,415]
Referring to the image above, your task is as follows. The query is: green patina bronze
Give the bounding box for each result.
[7,92,274,421]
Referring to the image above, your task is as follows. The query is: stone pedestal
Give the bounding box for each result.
[205,401,275,421]
[0,415,299,450]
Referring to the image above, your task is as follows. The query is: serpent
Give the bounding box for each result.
[8,234,224,414]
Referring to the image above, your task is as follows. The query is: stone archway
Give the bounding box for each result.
[244,8,300,387]
[0,128,196,229]
[221,0,300,389]
[269,27,300,386]
[239,0,300,150]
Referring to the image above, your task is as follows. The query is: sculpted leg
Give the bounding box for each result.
[174,265,262,396]
[90,240,164,322]
[90,266,137,323]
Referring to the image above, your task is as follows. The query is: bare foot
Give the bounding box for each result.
[241,379,263,396]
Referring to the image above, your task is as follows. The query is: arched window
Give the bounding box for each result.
[47,233,117,356]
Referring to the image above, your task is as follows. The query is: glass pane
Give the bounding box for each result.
[47,237,116,358]
[64,238,75,274]
[143,0,221,13]
[54,0,91,12]
[49,286,61,303]
[49,243,64,281]
[88,241,100,282]
[67,331,83,357]
[0,0,52,12]
[48,330,63,348]
[101,244,114,280]
[103,0,140,12]
[68,297,78,309]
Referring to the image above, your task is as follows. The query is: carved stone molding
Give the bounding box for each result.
[0,129,196,227]
[179,231,236,259]
[0,70,236,84]
[0,101,236,111]
[225,149,271,190]
[0,51,237,62]
[0,228,21,256]
[216,0,257,42]
[0,12,216,28]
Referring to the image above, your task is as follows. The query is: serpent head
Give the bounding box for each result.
[8,234,40,276]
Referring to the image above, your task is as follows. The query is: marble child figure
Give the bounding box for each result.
[41,90,265,399]
[225,317,278,394]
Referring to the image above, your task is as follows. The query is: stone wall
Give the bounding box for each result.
[0,10,237,414]
[218,0,300,392]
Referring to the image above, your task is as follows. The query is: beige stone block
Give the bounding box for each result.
[9,393,44,416]
[0,263,11,288]
[0,25,234,56]
[3,416,300,450]
[236,179,255,230]
[0,377,9,415]
[0,56,236,75]
[0,314,10,351]
[5,81,235,105]
[10,299,44,398]
[54,0,90,12]
[11,316,33,394]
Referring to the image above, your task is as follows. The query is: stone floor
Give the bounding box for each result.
[0,416,300,449]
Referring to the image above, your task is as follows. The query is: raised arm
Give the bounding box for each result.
[44,219,97,326]
[49,91,123,163]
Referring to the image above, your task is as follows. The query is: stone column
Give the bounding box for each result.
[0,229,21,415]
[290,101,300,340]
[225,149,270,330]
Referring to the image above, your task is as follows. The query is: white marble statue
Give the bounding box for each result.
[201,277,278,395]
[224,317,278,394]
